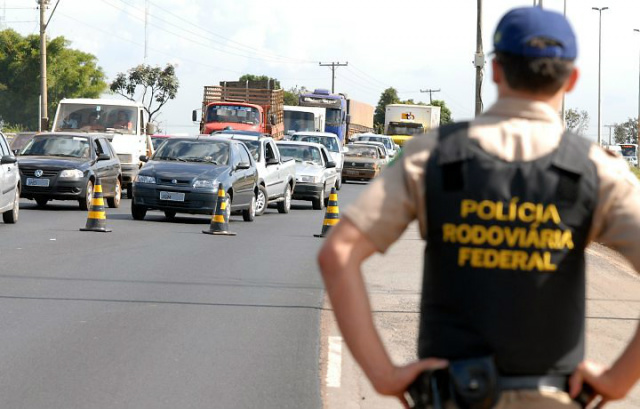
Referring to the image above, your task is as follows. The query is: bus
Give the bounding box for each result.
[618,143,638,167]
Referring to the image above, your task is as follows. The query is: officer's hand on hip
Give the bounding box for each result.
[569,360,628,408]
[374,358,448,409]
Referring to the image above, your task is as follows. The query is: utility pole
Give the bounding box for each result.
[561,0,566,127]
[39,0,49,132]
[474,0,484,116]
[593,7,609,146]
[420,89,441,104]
[319,62,348,93]
[635,29,640,167]
[604,124,615,146]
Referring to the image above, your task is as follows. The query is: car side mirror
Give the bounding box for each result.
[266,157,279,166]
[1,155,17,165]
[97,153,111,161]
[326,160,336,169]
[139,155,149,163]
[146,123,156,135]
[236,161,251,170]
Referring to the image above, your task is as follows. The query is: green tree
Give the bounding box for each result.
[564,108,589,135]
[614,118,639,144]
[283,85,308,106]
[429,100,453,125]
[238,74,281,89]
[110,64,179,124]
[0,29,107,130]
[374,87,400,133]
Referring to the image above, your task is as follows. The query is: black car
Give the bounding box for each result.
[131,135,258,221]
[18,133,122,209]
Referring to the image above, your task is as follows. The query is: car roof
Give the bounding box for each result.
[291,131,338,138]
[162,135,238,144]
[59,98,141,107]
[276,140,327,150]
[33,132,104,140]
[355,133,391,139]
[352,141,388,153]
[213,130,267,137]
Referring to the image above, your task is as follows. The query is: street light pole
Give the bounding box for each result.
[474,0,484,116]
[38,0,49,132]
[593,7,609,146]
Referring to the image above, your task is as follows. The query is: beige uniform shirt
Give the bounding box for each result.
[344,98,640,271]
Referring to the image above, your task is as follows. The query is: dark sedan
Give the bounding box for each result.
[131,136,258,221]
[18,133,122,209]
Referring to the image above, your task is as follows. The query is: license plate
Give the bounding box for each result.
[26,178,50,187]
[344,170,359,175]
[159,191,185,201]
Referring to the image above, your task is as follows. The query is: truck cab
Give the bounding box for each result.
[299,89,347,144]
[52,98,154,197]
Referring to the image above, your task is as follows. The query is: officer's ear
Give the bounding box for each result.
[563,67,579,93]
[491,58,503,85]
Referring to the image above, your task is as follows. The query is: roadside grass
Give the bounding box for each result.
[632,167,640,180]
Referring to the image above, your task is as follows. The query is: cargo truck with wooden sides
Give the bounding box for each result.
[193,81,284,139]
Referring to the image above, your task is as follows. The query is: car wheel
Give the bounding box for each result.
[336,174,342,190]
[107,179,122,208]
[312,185,325,210]
[3,187,19,224]
[242,193,256,222]
[79,179,94,210]
[164,210,176,219]
[255,185,268,216]
[35,197,48,208]
[131,202,147,220]
[126,184,133,199]
[277,184,291,214]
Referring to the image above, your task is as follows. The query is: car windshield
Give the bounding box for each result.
[291,135,339,153]
[325,108,341,126]
[154,139,230,165]
[21,135,91,158]
[53,103,138,135]
[358,136,392,149]
[345,146,378,159]
[237,139,260,161]
[278,145,323,166]
[206,105,260,125]
[151,137,169,150]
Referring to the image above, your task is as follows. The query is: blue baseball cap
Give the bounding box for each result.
[493,7,577,60]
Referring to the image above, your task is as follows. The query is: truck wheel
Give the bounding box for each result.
[126,183,133,199]
[242,194,256,222]
[277,185,291,214]
[131,203,147,220]
[255,185,268,216]
[107,179,122,208]
[79,180,94,210]
[312,186,325,210]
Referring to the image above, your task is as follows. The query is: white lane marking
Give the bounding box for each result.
[326,336,343,388]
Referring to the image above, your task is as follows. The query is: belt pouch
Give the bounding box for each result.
[448,356,499,409]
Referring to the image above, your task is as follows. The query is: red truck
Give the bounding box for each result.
[193,80,284,139]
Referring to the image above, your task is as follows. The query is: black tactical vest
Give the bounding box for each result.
[421,122,598,375]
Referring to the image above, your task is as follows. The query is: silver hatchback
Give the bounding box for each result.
[0,131,20,223]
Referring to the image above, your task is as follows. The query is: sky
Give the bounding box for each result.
[2,0,640,143]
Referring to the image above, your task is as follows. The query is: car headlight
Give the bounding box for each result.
[59,169,84,179]
[136,175,156,184]
[193,179,216,189]
[298,175,320,183]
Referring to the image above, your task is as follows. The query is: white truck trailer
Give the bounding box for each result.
[384,104,441,147]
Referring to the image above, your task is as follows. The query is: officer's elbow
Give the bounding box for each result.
[317,236,340,280]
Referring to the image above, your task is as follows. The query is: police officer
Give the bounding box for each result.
[318,7,640,409]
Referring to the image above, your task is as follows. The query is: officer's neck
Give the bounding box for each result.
[497,87,563,112]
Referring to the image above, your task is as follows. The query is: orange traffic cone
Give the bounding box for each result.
[80,178,111,233]
[203,183,236,236]
[314,187,340,238]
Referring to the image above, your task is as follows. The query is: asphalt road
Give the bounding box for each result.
[0,182,367,409]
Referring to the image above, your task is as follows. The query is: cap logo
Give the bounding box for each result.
[494,31,502,44]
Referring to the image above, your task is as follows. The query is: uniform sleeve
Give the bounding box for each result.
[343,134,435,253]
[589,147,640,271]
